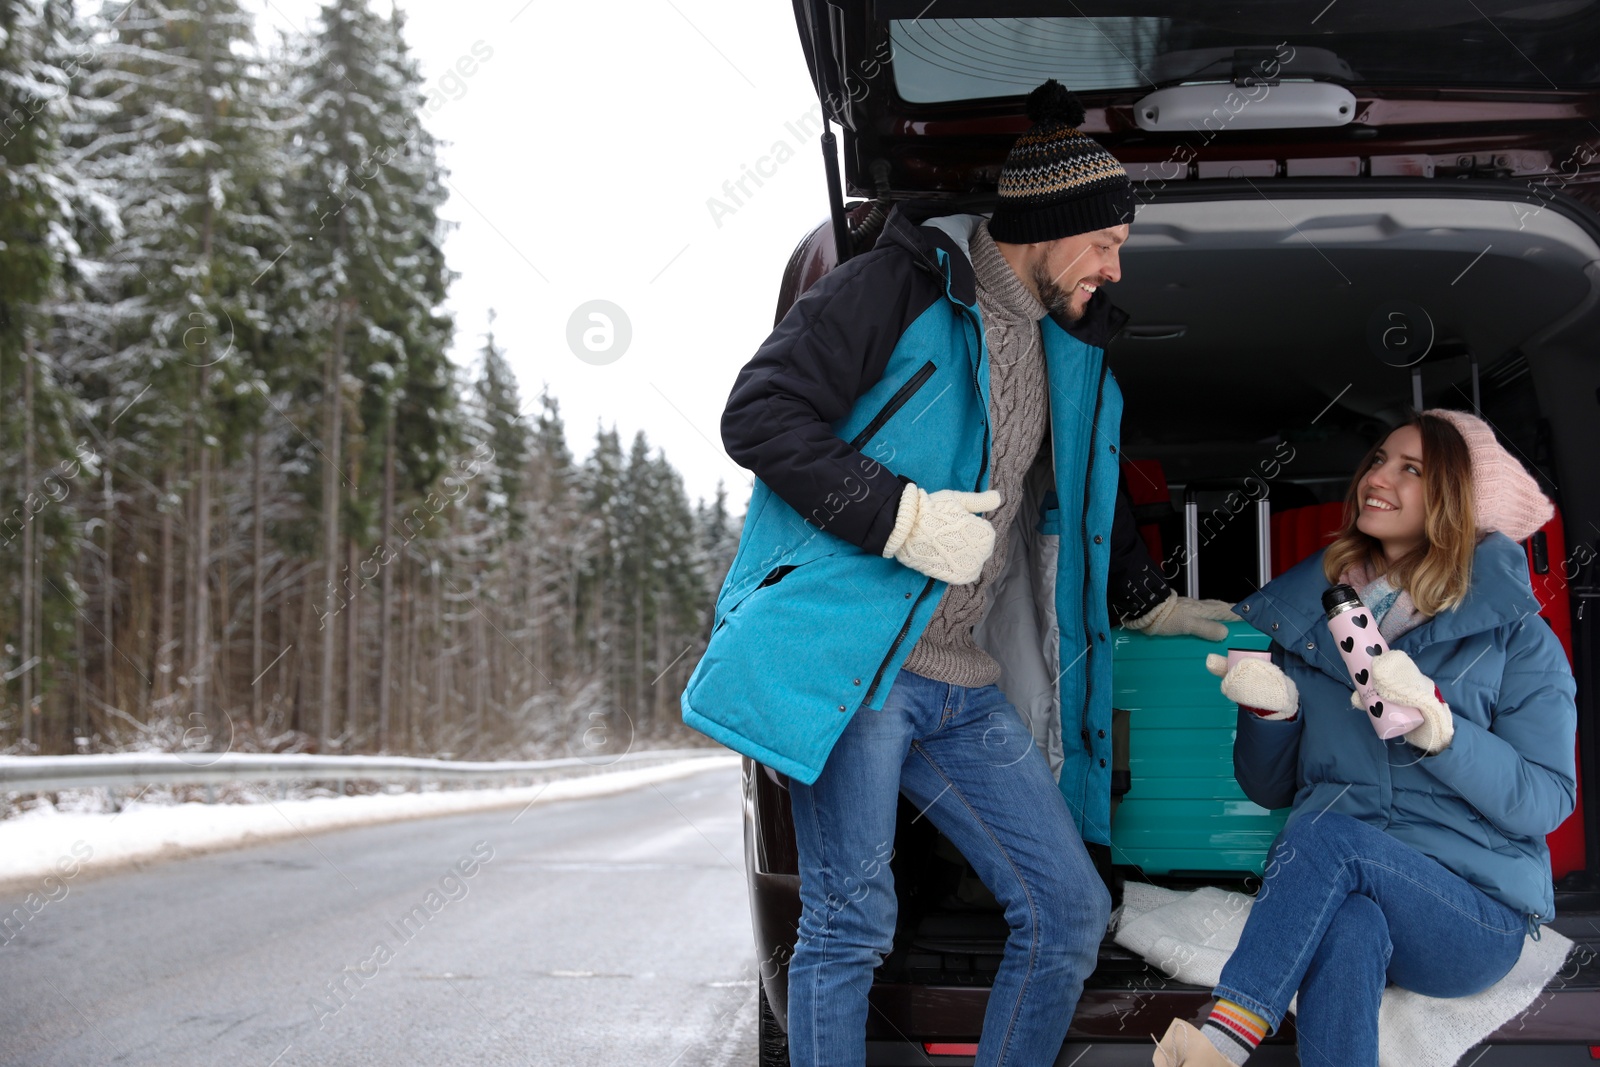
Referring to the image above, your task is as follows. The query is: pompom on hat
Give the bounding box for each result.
[1424,408,1554,541]
[988,80,1135,244]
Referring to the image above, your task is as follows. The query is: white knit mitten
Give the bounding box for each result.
[1205,653,1299,719]
[881,483,1001,585]
[1368,648,1454,754]
[1125,590,1239,642]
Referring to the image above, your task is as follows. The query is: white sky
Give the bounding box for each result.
[250,0,835,512]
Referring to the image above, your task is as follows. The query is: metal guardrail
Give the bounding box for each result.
[0,748,730,795]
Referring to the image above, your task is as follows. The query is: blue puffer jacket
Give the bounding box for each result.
[681,206,1168,846]
[1233,534,1577,923]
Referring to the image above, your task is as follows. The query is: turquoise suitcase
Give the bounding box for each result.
[1107,489,1291,877]
[1109,623,1289,877]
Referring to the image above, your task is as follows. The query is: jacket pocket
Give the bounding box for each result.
[686,551,922,780]
[712,557,812,636]
[849,360,937,450]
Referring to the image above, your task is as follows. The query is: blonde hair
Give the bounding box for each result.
[1322,413,1477,616]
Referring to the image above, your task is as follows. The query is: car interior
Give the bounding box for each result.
[756,184,1600,1039]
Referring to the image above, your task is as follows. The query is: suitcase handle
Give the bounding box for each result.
[1182,486,1273,598]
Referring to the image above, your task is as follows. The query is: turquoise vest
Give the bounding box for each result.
[682,217,1124,845]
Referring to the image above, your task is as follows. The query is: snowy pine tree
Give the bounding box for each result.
[64,0,287,739]
[0,0,100,749]
[282,0,458,748]
[470,318,531,541]
[696,480,741,596]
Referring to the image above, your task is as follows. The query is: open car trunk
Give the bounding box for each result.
[750,3,1600,1061]
[791,0,1600,211]
[747,183,1600,1064]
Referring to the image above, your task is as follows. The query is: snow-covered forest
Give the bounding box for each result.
[0,0,739,758]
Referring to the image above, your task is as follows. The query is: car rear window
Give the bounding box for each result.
[888,10,1600,103]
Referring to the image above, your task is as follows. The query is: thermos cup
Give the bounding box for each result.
[1226,648,1273,672]
[1322,584,1425,739]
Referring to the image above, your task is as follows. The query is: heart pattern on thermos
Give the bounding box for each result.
[1369,701,1384,718]
[1366,644,1383,658]
[1352,614,1368,628]
[1355,668,1369,685]
[1340,636,1355,653]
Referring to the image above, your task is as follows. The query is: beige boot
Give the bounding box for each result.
[1151,1017,1237,1067]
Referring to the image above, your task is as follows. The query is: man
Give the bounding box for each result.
[681,81,1234,1066]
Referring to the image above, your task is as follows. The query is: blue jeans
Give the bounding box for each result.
[1214,812,1527,1067]
[785,668,1111,1067]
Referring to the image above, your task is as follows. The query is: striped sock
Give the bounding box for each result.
[1201,999,1267,1065]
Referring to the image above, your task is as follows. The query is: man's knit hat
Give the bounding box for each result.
[1425,408,1554,542]
[989,80,1135,244]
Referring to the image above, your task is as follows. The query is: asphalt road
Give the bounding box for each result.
[0,765,756,1066]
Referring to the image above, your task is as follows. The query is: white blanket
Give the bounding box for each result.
[1114,882,1575,1067]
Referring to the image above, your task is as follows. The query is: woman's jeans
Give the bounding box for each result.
[1214,812,1527,1067]
[785,669,1111,1067]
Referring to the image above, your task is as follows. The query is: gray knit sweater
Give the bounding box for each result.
[901,222,1050,687]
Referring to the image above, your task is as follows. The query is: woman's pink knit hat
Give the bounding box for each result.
[1424,409,1554,541]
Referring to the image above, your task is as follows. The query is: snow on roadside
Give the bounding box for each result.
[0,755,740,890]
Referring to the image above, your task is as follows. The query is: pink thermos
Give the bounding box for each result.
[1322,584,1426,740]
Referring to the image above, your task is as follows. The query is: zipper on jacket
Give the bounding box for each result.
[1079,362,1111,754]
[966,309,992,486]
[849,360,937,450]
[864,576,936,705]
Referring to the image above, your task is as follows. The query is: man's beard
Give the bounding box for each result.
[1030,259,1084,321]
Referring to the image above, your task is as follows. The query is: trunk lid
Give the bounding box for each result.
[791,0,1600,205]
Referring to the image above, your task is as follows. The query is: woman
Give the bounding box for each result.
[1153,410,1577,1067]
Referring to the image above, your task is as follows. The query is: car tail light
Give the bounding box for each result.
[924,1043,980,1055]
[1588,1045,1600,1059]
